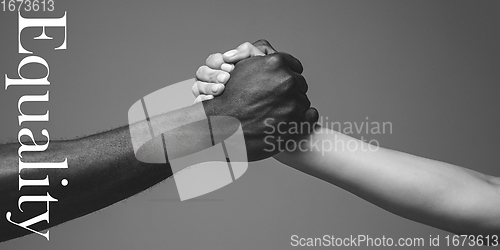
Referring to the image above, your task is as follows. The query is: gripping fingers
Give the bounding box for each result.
[205,53,234,72]
[191,80,225,97]
[221,63,234,72]
[222,42,265,63]
[196,65,231,84]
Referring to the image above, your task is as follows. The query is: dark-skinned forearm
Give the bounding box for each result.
[0,103,220,242]
[0,125,170,242]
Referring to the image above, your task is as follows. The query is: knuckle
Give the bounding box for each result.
[208,70,219,82]
[205,54,214,65]
[202,83,212,94]
[205,54,214,62]
[196,66,206,78]
[238,42,252,51]
[273,72,294,93]
[265,53,285,66]
[283,76,296,92]
[197,66,219,82]
[213,53,223,60]
[206,53,223,67]
[282,72,295,85]
[279,70,294,83]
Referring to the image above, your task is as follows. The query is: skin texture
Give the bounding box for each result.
[0,126,169,242]
[276,128,500,236]
[195,40,500,237]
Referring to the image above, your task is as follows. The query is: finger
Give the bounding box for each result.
[252,39,278,54]
[205,54,234,72]
[220,63,234,72]
[196,65,231,84]
[193,94,214,104]
[294,73,308,94]
[222,42,265,63]
[280,52,304,74]
[192,80,225,96]
[294,94,314,134]
[265,52,304,74]
[304,107,319,128]
[205,53,224,69]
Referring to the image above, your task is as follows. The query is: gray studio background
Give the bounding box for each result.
[1,0,500,249]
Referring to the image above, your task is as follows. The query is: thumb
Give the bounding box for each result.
[222,42,265,63]
[252,39,277,54]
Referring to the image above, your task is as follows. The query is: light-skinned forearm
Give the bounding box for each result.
[275,126,500,235]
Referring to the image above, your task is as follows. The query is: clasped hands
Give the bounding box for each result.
[193,40,319,161]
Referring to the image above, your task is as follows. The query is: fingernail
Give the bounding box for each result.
[223,50,238,57]
[211,84,219,92]
[221,63,234,72]
[217,73,229,83]
[210,84,224,93]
